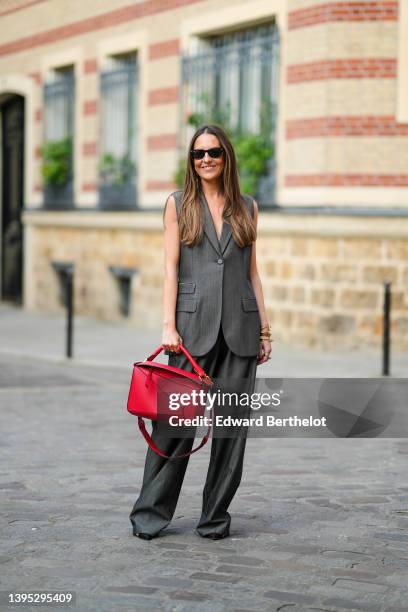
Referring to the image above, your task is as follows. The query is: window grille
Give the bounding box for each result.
[99,54,138,209]
[181,23,279,204]
[43,66,75,207]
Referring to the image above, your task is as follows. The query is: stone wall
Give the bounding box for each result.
[258,233,408,351]
[25,211,408,351]
[25,213,165,329]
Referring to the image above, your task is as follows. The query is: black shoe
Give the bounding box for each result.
[196,530,230,540]
[207,533,229,540]
[134,532,155,540]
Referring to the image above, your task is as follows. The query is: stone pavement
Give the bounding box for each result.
[1,304,408,611]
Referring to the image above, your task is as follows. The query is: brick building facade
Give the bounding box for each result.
[0,0,407,350]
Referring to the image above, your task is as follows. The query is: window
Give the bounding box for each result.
[181,22,280,204]
[99,53,138,209]
[42,66,75,208]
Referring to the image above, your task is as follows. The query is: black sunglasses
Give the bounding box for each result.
[190,147,224,160]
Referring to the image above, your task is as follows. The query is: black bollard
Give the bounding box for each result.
[66,270,74,359]
[51,261,75,359]
[382,280,391,376]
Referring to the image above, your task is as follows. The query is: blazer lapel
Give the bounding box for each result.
[219,220,232,255]
[200,192,222,256]
[200,192,233,256]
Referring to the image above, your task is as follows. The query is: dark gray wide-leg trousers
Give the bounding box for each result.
[129,324,258,538]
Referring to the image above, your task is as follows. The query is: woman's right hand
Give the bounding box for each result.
[162,324,182,353]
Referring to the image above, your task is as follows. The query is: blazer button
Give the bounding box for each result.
[217,258,224,264]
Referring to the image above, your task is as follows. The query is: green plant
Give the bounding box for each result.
[99,152,136,186]
[233,132,273,195]
[41,136,72,187]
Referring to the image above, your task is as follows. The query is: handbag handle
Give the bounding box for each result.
[137,414,212,460]
[146,342,213,385]
[140,342,214,458]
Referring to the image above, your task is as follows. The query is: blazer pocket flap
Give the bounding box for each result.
[241,297,259,312]
[176,298,197,312]
[178,281,196,294]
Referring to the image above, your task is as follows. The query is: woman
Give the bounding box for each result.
[129,124,272,540]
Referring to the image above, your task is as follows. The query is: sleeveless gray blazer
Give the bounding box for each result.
[172,189,261,357]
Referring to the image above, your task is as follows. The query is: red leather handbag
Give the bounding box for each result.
[127,342,214,459]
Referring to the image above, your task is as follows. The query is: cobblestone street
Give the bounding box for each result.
[1,0,408,608]
[1,340,408,611]
[1,0,408,607]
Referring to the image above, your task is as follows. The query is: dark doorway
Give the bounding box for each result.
[1,94,24,304]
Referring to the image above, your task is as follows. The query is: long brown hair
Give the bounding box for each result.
[175,124,256,248]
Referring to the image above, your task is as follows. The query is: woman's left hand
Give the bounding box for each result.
[257,339,272,365]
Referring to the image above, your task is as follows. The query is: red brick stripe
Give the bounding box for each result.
[149,38,180,60]
[146,180,177,191]
[83,142,97,156]
[34,108,42,122]
[289,1,398,30]
[0,1,202,57]
[147,134,177,150]
[82,182,97,192]
[34,146,42,158]
[148,86,179,105]
[84,100,97,115]
[286,116,408,139]
[287,59,396,83]
[28,71,42,84]
[84,59,97,74]
[285,174,408,187]
[0,0,47,18]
